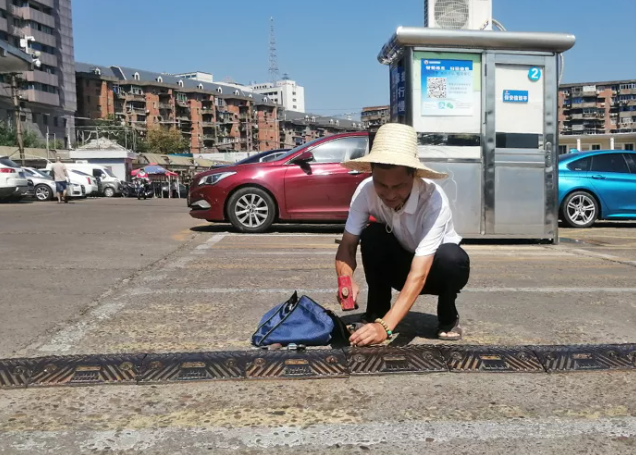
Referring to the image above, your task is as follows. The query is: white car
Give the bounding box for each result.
[69,169,99,196]
[0,156,30,201]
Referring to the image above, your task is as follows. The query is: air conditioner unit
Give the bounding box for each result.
[424,0,492,31]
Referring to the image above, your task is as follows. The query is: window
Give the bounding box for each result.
[178,80,184,87]
[0,10,6,18]
[156,76,163,83]
[625,144,634,151]
[310,137,368,164]
[43,115,48,125]
[133,72,140,81]
[558,145,567,155]
[591,153,629,173]
[53,117,58,127]
[567,157,591,172]
[591,144,601,150]
[624,154,636,174]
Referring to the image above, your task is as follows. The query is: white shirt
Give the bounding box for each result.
[345,177,462,257]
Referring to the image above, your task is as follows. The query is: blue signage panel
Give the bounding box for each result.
[390,64,406,119]
[503,90,529,103]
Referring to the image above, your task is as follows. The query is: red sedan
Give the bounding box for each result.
[189,132,370,232]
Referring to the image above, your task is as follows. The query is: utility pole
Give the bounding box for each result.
[9,73,25,165]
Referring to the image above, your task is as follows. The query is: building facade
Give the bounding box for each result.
[171,71,213,83]
[75,63,280,154]
[0,0,76,147]
[559,79,636,137]
[249,78,305,113]
[278,110,363,149]
[361,105,390,131]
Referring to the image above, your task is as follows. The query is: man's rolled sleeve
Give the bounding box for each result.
[344,182,370,236]
[414,196,450,257]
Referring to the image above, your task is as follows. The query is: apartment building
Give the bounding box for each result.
[361,105,390,131]
[0,0,75,147]
[75,63,280,153]
[559,79,636,136]
[278,110,363,149]
[249,77,305,113]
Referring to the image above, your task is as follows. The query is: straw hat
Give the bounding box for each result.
[342,123,447,179]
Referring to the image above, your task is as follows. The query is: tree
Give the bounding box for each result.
[140,127,189,155]
[0,123,43,148]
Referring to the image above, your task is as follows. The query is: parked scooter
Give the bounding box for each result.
[120,180,136,198]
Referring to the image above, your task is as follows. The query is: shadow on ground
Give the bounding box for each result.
[191,223,346,235]
[338,311,440,347]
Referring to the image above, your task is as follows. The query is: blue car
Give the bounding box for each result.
[558,150,636,227]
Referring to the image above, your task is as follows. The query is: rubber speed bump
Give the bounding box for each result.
[0,358,38,389]
[534,345,636,372]
[245,349,348,380]
[347,346,447,375]
[443,346,544,373]
[29,354,145,386]
[139,352,245,383]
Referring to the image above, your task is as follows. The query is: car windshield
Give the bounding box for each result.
[30,168,52,179]
[104,169,116,178]
[0,157,20,168]
[235,150,285,165]
[276,137,326,162]
[72,170,91,177]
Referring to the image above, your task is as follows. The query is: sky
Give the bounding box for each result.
[73,0,636,117]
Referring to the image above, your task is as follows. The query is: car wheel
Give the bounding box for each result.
[103,187,115,198]
[561,191,599,228]
[227,187,276,233]
[35,184,52,201]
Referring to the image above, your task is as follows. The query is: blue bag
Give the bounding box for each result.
[252,292,348,347]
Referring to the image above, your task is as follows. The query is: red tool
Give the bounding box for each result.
[338,276,358,311]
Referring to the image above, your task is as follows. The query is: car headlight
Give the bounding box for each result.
[198,172,236,186]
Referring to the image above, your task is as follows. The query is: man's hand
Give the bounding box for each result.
[350,323,387,347]
[337,277,360,306]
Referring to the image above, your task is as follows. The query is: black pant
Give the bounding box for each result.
[360,223,470,327]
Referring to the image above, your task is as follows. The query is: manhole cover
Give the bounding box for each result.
[245,349,347,380]
[347,346,446,375]
[443,346,544,373]
[29,354,145,386]
[139,352,245,383]
[534,345,636,372]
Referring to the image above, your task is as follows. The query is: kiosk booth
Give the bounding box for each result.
[379,27,575,242]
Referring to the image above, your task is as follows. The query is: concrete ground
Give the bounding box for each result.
[1,198,636,454]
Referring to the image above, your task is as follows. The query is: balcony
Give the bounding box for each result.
[0,0,6,10]
[201,121,215,127]
[24,88,59,106]
[176,100,189,108]
[36,0,54,7]
[620,88,636,95]
[0,17,7,33]
[12,6,56,28]
[38,52,58,67]
[21,26,56,47]
[582,113,604,120]
[159,102,173,110]
[573,102,599,108]
[26,70,58,87]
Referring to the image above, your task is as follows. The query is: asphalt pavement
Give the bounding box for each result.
[1,198,636,454]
